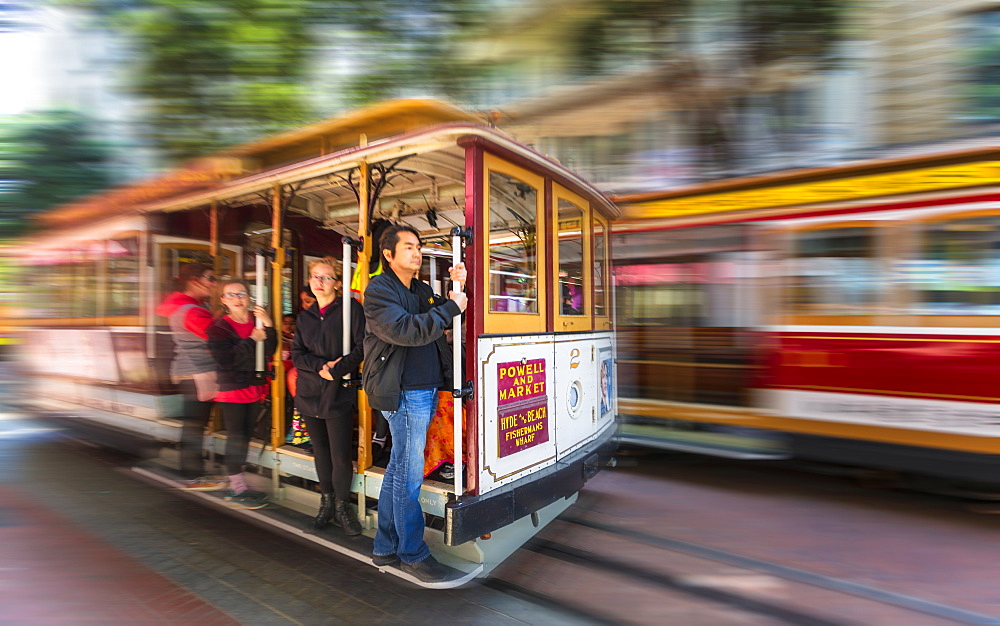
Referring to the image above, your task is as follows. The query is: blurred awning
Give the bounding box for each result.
[34,158,242,229]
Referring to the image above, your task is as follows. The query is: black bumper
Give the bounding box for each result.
[444,426,618,546]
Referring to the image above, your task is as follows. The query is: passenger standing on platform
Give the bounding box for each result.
[300,286,316,311]
[292,257,366,534]
[363,224,466,582]
[282,314,297,345]
[155,262,225,490]
[207,280,277,509]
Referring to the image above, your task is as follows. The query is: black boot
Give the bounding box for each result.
[334,499,363,536]
[313,493,334,530]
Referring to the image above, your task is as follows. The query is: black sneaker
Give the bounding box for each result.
[372,553,399,567]
[401,555,450,583]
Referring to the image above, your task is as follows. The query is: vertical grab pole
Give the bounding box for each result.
[255,253,265,372]
[355,141,372,525]
[342,239,352,384]
[451,232,464,497]
[269,183,287,496]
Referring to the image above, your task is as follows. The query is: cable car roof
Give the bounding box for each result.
[34,100,619,233]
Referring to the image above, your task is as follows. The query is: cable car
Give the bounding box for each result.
[613,147,1000,488]
[5,99,619,587]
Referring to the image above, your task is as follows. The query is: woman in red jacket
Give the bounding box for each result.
[208,279,277,509]
[156,261,222,490]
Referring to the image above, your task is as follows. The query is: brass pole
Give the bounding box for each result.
[270,184,287,494]
[208,201,221,438]
[356,134,374,474]
[209,200,219,268]
[209,200,221,310]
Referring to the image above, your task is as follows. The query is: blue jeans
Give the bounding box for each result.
[373,388,438,564]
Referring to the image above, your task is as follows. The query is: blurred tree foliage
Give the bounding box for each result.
[49,0,847,169]
[448,0,848,173]
[56,0,487,162]
[561,0,689,76]
[57,0,318,162]
[328,0,489,108]
[963,10,1000,124]
[738,0,843,66]
[967,40,1000,122]
[0,111,113,236]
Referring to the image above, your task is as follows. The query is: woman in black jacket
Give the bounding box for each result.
[292,257,366,533]
[208,279,278,509]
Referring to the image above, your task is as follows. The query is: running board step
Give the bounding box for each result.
[130,465,483,589]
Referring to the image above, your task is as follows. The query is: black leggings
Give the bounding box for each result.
[178,379,214,480]
[303,414,354,501]
[220,401,259,475]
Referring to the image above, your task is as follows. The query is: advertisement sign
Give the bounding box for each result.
[497,358,549,457]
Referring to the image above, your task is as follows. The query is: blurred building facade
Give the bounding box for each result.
[15,0,1000,190]
[864,0,1000,147]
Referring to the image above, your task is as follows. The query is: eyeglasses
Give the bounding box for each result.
[221,292,249,300]
[310,274,338,283]
[200,275,218,283]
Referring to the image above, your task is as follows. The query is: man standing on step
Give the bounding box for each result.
[363,223,466,583]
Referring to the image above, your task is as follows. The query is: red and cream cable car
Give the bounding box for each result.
[6,99,619,587]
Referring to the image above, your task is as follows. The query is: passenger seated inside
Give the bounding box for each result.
[284,364,311,452]
[561,285,582,315]
[299,286,316,311]
[281,314,296,360]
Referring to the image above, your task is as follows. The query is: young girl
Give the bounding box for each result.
[208,280,278,509]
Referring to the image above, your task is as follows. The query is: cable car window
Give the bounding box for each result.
[158,242,236,295]
[488,170,538,314]
[557,199,585,316]
[594,215,608,317]
[787,226,880,315]
[106,236,140,316]
[38,243,101,318]
[912,215,1000,315]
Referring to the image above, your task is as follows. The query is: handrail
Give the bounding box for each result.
[451,230,465,497]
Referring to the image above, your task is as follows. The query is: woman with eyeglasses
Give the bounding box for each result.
[155,261,225,490]
[292,257,366,534]
[207,279,277,509]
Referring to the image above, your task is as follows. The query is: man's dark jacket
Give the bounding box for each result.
[207,317,278,392]
[292,297,366,419]
[362,270,460,412]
